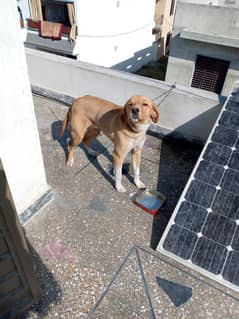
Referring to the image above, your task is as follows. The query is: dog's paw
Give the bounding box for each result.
[134,179,146,189]
[66,158,74,167]
[116,184,126,193]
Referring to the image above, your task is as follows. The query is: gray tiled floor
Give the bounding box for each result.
[21,95,239,318]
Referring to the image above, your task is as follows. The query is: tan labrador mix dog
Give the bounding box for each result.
[59,95,159,192]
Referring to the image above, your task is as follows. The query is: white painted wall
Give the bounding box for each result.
[20,0,156,70]
[0,1,48,214]
[74,0,156,68]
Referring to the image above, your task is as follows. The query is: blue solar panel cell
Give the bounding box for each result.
[225,99,239,113]
[231,227,239,252]
[194,160,224,186]
[235,138,239,149]
[175,201,207,233]
[212,190,239,220]
[192,237,228,275]
[203,143,231,166]
[221,169,239,195]
[202,213,236,246]
[211,125,237,147]
[185,180,216,208]
[223,251,239,286]
[228,151,239,171]
[163,224,198,260]
[219,111,239,130]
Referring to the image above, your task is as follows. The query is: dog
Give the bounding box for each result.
[59,95,159,192]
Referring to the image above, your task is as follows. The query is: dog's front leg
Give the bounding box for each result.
[113,150,126,192]
[132,147,145,189]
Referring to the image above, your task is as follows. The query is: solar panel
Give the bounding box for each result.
[158,83,239,292]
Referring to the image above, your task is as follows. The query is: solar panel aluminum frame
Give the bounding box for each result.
[158,82,239,293]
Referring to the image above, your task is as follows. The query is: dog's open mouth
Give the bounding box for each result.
[131,115,139,122]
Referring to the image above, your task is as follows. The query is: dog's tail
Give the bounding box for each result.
[59,107,72,138]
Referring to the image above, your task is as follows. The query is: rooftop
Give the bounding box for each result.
[21,94,239,318]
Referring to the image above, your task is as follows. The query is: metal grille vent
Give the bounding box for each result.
[191,55,229,94]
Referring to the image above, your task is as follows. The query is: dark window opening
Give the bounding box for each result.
[191,55,230,94]
[165,32,171,54]
[18,6,24,28]
[170,0,176,16]
[42,1,71,27]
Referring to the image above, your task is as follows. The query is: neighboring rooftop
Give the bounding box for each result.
[20,95,239,318]
[180,0,239,8]
[166,0,239,96]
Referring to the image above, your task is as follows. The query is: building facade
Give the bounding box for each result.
[165,0,239,96]
[154,0,176,58]
[17,0,157,72]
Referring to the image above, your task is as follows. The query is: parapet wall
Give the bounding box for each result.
[26,48,222,144]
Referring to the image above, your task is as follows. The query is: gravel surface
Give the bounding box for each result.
[20,95,239,319]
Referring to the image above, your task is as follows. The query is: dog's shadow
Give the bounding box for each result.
[51,120,133,188]
[52,120,71,160]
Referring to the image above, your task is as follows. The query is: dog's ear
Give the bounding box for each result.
[123,101,128,117]
[121,100,129,122]
[124,99,131,117]
[151,102,159,123]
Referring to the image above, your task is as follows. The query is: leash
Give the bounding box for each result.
[152,82,176,107]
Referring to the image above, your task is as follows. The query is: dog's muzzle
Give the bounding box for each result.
[131,107,140,120]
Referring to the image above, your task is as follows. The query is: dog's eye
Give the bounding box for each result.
[128,103,133,106]
[143,103,148,107]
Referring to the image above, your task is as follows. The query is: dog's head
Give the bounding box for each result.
[124,95,159,126]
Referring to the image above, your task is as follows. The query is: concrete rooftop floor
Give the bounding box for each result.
[21,94,239,318]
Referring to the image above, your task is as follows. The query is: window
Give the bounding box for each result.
[170,0,176,16]
[191,56,229,94]
[42,1,71,27]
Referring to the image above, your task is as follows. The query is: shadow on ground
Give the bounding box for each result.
[20,244,62,319]
[0,163,61,319]
[150,137,202,249]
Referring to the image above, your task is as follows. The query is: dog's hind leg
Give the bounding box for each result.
[67,130,82,167]
[67,117,91,166]
[82,127,101,157]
